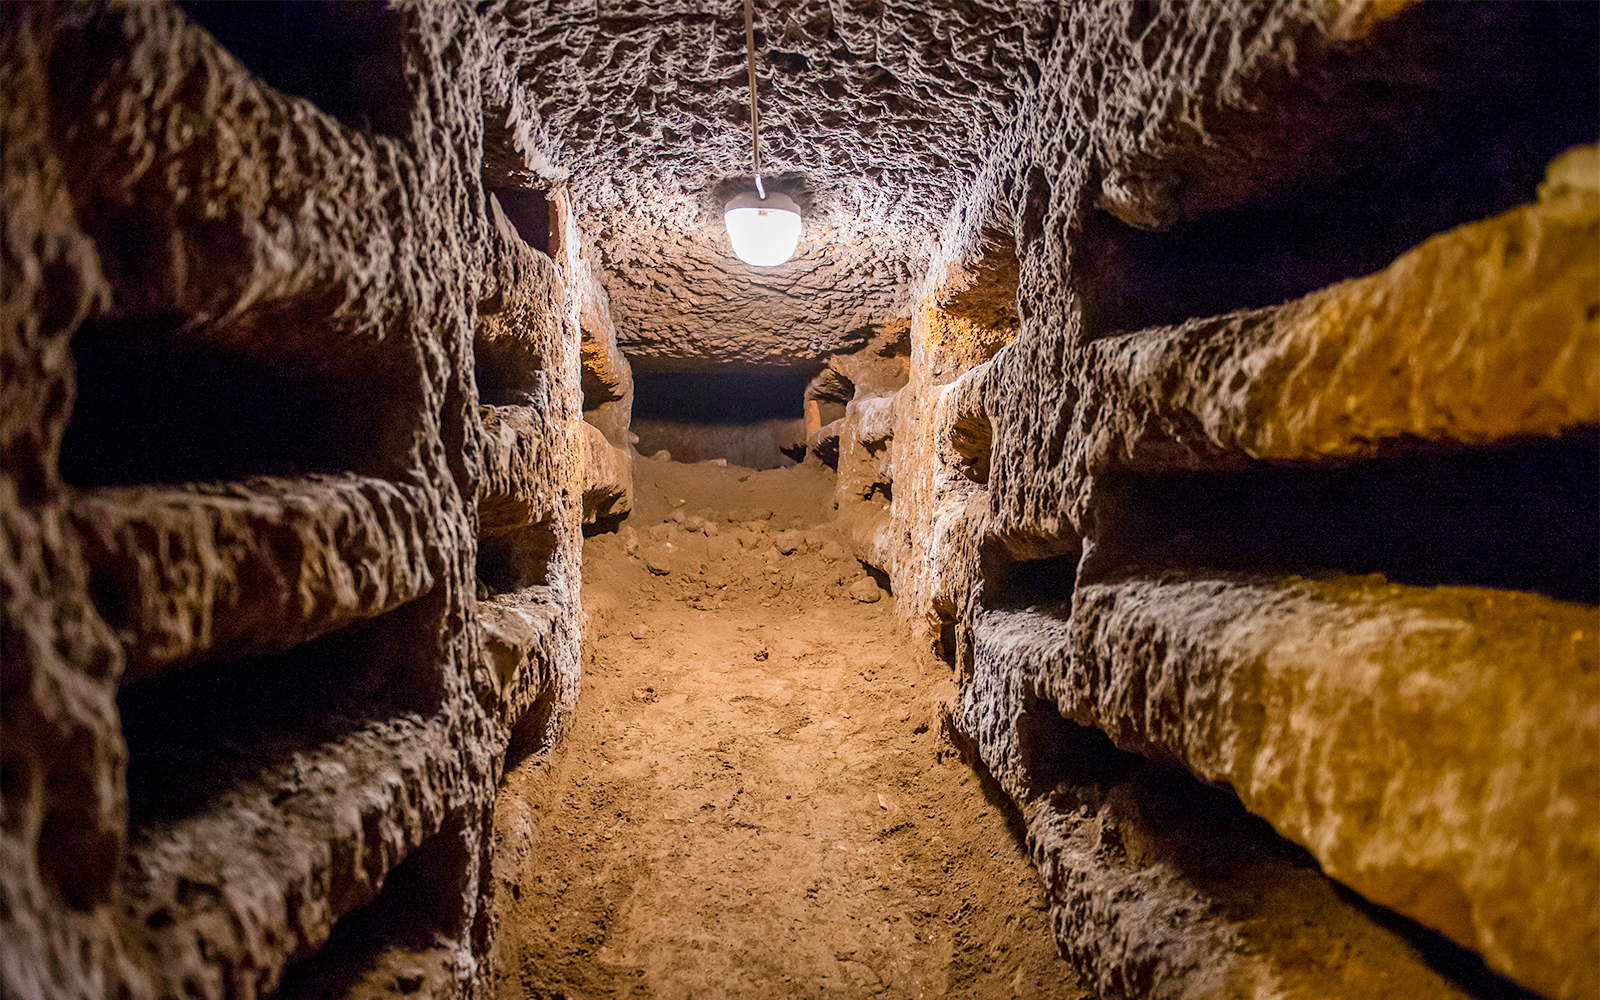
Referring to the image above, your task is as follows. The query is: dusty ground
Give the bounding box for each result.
[489,454,1088,1000]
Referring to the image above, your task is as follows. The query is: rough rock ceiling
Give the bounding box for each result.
[490,1,1051,372]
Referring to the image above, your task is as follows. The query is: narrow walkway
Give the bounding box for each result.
[491,456,1085,1000]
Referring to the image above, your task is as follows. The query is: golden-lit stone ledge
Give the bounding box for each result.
[1077,147,1599,477]
[975,574,1598,999]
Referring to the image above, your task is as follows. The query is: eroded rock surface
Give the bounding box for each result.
[2,4,605,997]
[5,1,1596,998]
[834,4,1599,999]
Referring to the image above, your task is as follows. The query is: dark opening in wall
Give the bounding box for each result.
[805,433,840,471]
[60,316,400,488]
[1076,3,1599,341]
[631,370,809,424]
[807,368,856,407]
[937,616,958,666]
[1015,701,1137,797]
[580,360,625,412]
[1086,432,1600,604]
[118,597,446,826]
[859,562,892,596]
[179,0,410,139]
[489,188,554,257]
[630,370,810,469]
[982,538,1085,612]
[504,684,559,772]
[473,341,545,408]
[476,525,557,596]
[268,815,474,1000]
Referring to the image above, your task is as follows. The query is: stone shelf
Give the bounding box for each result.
[968,574,1598,1000]
[476,588,570,733]
[478,404,558,535]
[120,712,477,1000]
[1075,170,1598,479]
[70,475,437,681]
[1029,756,1480,1000]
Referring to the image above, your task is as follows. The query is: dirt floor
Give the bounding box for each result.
[489,454,1089,1000]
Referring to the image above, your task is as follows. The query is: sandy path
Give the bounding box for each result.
[490,456,1086,1000]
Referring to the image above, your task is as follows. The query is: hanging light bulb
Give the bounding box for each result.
[725,0,801,266]
[724,189,801,266]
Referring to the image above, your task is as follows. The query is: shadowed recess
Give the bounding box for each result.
[117,597,447,826]
[269,814,476,1000]
[1086,432,1600,604]
[1075,2,1600,341]
[61,316,400,488]
[178,0,409,138]
[490,187,553,257]
[631,369,810,425]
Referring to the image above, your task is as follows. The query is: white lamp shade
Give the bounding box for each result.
[724,191,802,266]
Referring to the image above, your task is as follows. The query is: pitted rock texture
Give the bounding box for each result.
[578,420,633,525]
[819,4,1599,998]
[7,1,1598,998]
[69,476,438,679]
[984,3,1599,546]
[1053,166,1600,528]
[495,0,1054,372]
[969,577,1600,1000]
[2,3,605,998]
[1029,762,1478,1000]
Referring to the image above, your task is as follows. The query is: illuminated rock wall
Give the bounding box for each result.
[0,4,626,997]
[841,4,1598,998]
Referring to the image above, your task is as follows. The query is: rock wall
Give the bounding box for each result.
[5,2,1596,999]
[841,3,1599,999]
[0,4,628,998]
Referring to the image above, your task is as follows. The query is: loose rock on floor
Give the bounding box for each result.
[490,456,1086,999]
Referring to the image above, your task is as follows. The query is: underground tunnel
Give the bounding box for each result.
[3,2,1598,1000]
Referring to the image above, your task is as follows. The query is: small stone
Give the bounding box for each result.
[642,544,674,575]
[820,541,848,561]
[754,648,769,661]
[848,577,882,603]
[651,449,672,461]
[774,530,801,555]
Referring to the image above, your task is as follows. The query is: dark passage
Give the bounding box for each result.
[630,370,812,469]
[631,370,809,424]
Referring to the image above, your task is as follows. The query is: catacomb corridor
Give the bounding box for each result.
[2,3,1597,999]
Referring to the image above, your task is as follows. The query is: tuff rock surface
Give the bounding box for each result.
[2,3,613,998]
[821,3,1597,999]
[3,1,1597,999]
